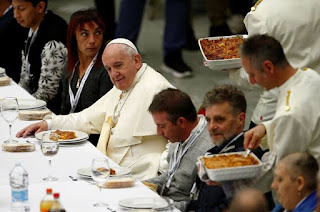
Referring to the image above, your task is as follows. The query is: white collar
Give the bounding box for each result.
[122,63,146,93]
[278,69,302,92]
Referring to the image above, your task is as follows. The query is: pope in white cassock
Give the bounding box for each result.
[17,38,174,180]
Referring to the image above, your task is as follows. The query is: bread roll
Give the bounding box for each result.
[2,142,35,152]
[103,177,135,188]
[0,76,10,86]
[19,110,51,121]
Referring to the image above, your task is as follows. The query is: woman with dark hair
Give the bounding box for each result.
[60,8,113,115]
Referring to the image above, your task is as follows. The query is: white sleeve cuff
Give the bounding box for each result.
[44,119,52,130]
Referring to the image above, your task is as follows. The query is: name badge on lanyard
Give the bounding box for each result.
[68,53,98,113]
[165,116,207,189]
[24,28,38,81]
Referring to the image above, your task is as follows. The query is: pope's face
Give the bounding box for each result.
[12,0,43,29]
[102,44,141,91]
[75,22,103,59]
[205,102,243,146]
[152,112,183,143]
[241,56,274,90]
[271,162,300,210]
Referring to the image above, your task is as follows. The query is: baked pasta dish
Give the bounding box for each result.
[54,130,77,140]
[203,154,259,169]
[200,36,244,60]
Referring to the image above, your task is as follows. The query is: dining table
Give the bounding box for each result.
[0,80,179,211]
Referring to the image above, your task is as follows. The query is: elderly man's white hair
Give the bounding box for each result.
[106,38,138,55]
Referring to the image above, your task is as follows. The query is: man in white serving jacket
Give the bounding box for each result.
[241,35,320,175]
[229,0,320,127]
[17,38,174,180]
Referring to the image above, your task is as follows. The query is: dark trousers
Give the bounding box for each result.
[115,0,190,56]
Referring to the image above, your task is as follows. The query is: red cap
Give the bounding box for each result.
[53,193,60,198]
[46,188,52,194]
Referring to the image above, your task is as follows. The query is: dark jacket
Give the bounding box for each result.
[59,63,113,115]
[24,10,67,94]
[0,7,28,82]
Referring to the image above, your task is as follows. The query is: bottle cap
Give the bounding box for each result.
[53,193,60,198]
[46,188,53,194]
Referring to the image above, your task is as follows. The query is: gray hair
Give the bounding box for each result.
[203,84,246,115]
[281,152,319,191]
[239,34,289,72]
[120,44,138,58]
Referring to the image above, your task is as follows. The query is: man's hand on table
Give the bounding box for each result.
[244,124,266,149]
[16,120,48,138]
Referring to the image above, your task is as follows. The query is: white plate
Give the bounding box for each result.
[119,197,173,209]
[77,166,131,178]
[198,35,248,71]
[17,99,47,110]
[35,130,89,144]
[0,99,47,110]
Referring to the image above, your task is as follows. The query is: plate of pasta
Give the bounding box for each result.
[35,130,89,144]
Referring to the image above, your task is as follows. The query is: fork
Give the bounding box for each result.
[243,148,251,158]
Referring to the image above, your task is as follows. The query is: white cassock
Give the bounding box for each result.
[46,63,174,180]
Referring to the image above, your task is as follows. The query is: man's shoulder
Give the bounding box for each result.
[140,65,174,92]
[144,65,171,84]
[290,69,320,98]
[38,10,68,43]
[43,10,67,26]
[302,68,320,80]
[196,129,214,148]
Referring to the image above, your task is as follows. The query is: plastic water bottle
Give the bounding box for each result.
[9,162,30,212]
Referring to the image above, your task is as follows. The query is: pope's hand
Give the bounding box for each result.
[16,120,48,138]
[244,124,266,149]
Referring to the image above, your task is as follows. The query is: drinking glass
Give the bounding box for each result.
[41,132,59,181]
[91,158,110,207]
[1,97,19,143]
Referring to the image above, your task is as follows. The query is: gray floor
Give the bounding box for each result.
[48,0,261,129]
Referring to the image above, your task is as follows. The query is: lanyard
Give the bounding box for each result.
[218,132,244,154]
[68,53,98,113]
[24,28,38,80]
[165,115,207,189]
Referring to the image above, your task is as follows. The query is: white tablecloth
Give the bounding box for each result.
[0,81,179,211]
